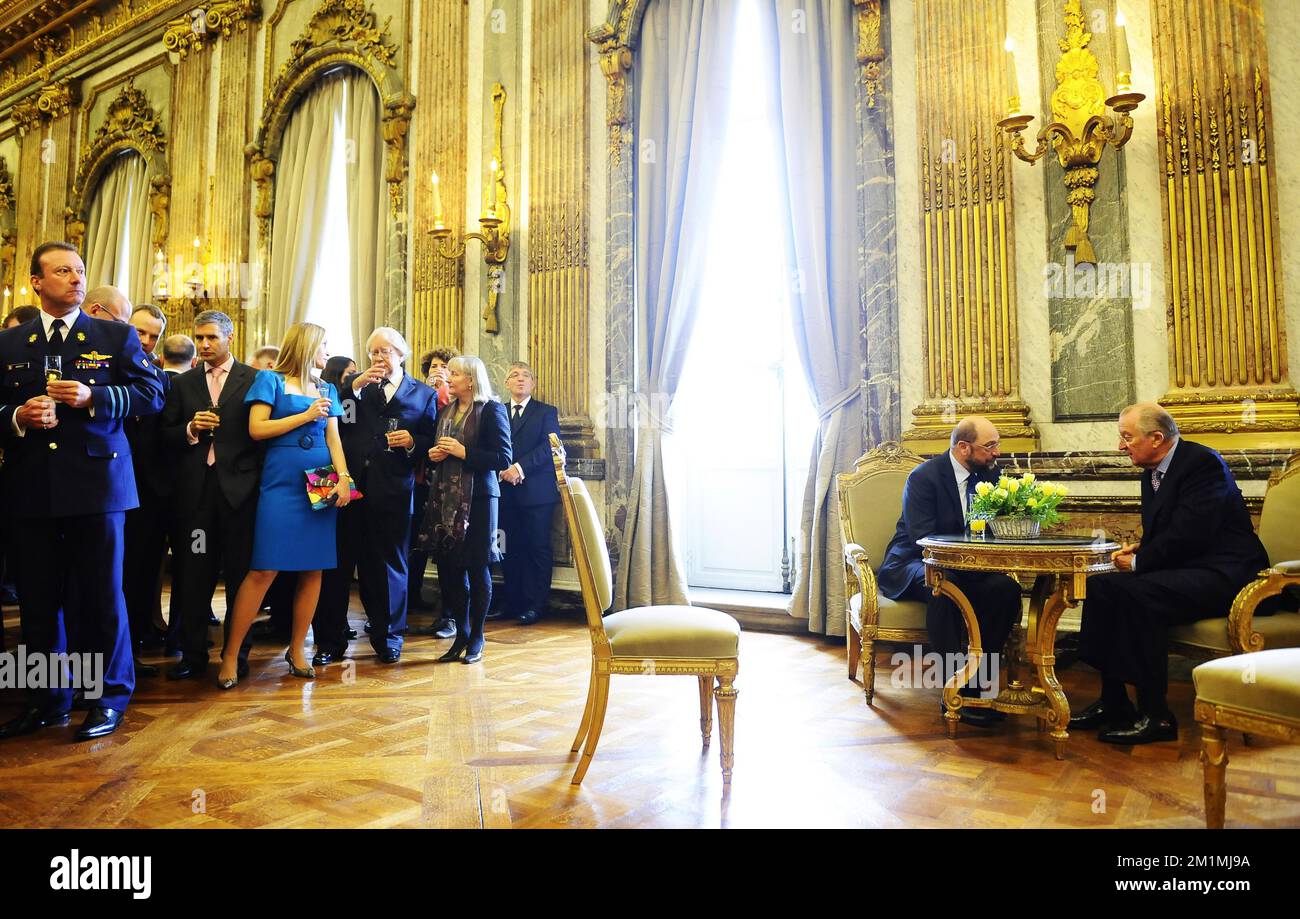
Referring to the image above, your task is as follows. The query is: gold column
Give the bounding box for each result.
[41,87,76,249]
[159,50,211,344]
[903,0,1037,452]
[528,0,594,453]
[410,0,468,363]
[1152,0,1299,449]
[13,105,45,303]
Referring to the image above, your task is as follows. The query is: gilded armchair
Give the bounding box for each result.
[836,441,929,704]
[1168,454,1300,659]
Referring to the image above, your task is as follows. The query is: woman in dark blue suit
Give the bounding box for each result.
[417,356,511,664]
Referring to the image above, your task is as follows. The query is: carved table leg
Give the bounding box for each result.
[1201,724,1229,829]
[929,568,982,738]
[1029,574,1073,760]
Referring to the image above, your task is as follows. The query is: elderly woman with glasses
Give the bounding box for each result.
[311,327,443,666]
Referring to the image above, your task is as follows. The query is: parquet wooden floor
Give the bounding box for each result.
[1,591,1297,828]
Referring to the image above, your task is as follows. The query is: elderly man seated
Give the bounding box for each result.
[1072,403,1269,744]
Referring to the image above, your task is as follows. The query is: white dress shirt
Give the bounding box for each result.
[949,449,973,518]
[503,396,531,483]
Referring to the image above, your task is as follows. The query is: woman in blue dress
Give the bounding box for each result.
[216,322,354,688]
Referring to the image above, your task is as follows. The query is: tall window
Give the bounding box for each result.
[671,0,817,592]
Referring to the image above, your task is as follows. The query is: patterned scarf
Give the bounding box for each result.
[419,401,481,558]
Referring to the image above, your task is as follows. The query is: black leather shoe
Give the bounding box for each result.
[438,641,467,663]
[311,650,339,667]
[208,613,221,627]
[1099,715,1178,745]
[378,649,400,664]
[345,629,358,640]
[1070,699,1138,731]
[434,618,458,639]
[516,610,540,626]
[74,707,124,741]
[363,622,372,635]
[166,660,208,681]
[0,706,71,739]
[485,609,510,621]
[134,657,160,677]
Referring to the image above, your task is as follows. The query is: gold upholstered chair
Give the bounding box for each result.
[836,441,929,704]
[1193,649,1300,828]
[549,434,741,785]
[1168,454,1300,659]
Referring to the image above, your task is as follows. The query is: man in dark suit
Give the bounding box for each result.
[313,327,439,665]
[156,334,196,655]
[161,310,261,681]
[877,416,1021,726]
[0,241,165,740]
[1073,403,1269,744]
[496,361,561,626]
[121,304,172,676]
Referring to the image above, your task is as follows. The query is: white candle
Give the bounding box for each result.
[1005,36,1020,113]
[1115,11,1132,90]
[484,158,499,217]
[430,171,444,226]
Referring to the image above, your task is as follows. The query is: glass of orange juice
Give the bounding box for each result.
[968,517,988,540]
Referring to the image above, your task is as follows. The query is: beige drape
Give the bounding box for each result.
[83,151,152,306]
[267,73,347,340]
[343,75,387,354]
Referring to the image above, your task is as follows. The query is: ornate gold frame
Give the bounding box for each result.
[551,433,739,786]
[836,441,928,704]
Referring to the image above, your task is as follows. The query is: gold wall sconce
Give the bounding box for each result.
[430,83,511,333]
[998,1,1143,265]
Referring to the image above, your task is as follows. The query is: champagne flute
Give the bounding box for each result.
[44,355,62,383]
[385,417,400,452]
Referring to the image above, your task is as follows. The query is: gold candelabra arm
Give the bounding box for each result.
[998,114,1054,164]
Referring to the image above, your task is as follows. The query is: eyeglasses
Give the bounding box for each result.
[368,347,399,359]
[88,302,128,323]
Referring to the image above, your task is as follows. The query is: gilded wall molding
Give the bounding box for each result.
[0,155,12,215]
[161,0,261,58]
[1151,0,1299,450]
[587,0,646,167]
[903,0,1037,453]
[9,80,76,135]
[0,0,187,103]
[854,0,885,108]
[381,94,415,218]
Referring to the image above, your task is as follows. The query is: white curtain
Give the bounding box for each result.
[267,73,347,341]
[83,151,152,306]
[616,0,737,609]
[770,0,863,635]
[343,73,387,357]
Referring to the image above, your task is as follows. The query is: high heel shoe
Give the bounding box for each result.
[438,639,467,663]
[463,645,483,664]
[216,672,238,690]
[284,650,316,679]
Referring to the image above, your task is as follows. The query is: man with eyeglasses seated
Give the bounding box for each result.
[877,416,1022,727]
[312,328,440,666]
[1071,403,1270,745]
[0,242,165,741]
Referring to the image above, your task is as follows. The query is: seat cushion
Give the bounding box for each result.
[849,591,928,632]
[1193,649,1300,720]
[604,606,740,659]
[1169,612,1300,653]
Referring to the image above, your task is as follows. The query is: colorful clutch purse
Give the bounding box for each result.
[305,465,363,510]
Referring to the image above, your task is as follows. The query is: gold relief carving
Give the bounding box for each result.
[0,157,12,214]
[854,0,884,108]
[33,34,70,67]
[148,174,171,254]
[596,46,632,166]
[63,207,85,251]
[36,79,75,119]
[10,96,41,133]
[162,0,261,58]
[381,94,415,219]
[87,80,165,156]
[1048,2,1104,140]
[0,228,15,293]
[277,0,397,91]
[246,148,274,242]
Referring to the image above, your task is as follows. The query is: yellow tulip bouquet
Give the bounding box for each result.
[968,472,1067,538]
